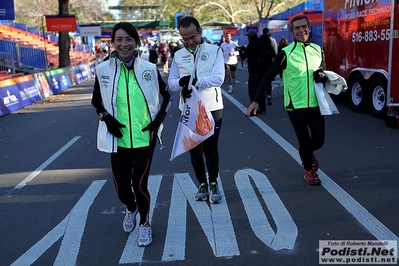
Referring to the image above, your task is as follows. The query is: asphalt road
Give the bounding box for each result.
[1,64,398,266]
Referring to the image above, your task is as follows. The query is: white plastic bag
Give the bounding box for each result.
[170,86,215,160]
[314,82,339,115]
[324,71,347,95]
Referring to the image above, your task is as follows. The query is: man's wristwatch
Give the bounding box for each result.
[98,112,108,121]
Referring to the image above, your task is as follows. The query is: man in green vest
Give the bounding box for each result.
[246,15,328,186]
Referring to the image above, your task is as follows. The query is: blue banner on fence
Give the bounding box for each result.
[0,75,41,115]
[0,0,15,20]
[0,58,101,117]
[45,68,72,94]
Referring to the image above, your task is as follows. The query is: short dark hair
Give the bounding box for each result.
[111,22,141,46]
[290,15,311,31]
[262,28,270,35]
[178,16,201,33]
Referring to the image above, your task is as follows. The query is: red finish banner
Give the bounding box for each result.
[224,28,238,35]
[45,15,77,32]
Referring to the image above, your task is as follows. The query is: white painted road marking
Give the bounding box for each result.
[223,90,399,252]
[235,169,297,250]
[5,136,81,196]
[172,173,239,258]
[162,175,188,261]
[11,180,106,266]
[8,90,399,262]
[119,174,163,264]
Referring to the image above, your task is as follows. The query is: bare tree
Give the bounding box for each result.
[15,0,105,27]
[194,1,253,25]
[254,0,275,21]
[14,0,58,29]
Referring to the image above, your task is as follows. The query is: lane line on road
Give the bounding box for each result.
[11,180,106,266]
[5,136,81,196]
[223,91,399,244]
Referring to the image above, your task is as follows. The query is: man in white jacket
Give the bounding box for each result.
[168,16,225,204]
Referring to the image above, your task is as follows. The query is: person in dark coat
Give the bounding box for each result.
[240,30,267,114]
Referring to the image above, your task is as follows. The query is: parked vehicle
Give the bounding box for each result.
[323,0,399,117]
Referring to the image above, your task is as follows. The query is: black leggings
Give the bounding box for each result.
[189,109,223,184]
[111,146,154,225]
[287,107,325,171]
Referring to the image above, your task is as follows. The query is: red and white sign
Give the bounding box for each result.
[45,15,77,32]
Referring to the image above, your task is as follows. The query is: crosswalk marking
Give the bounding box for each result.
[119,174,163,264]
[54,180,106,265]
[12,168,397,264]
[172,173,239,258]
[162,175,188,261]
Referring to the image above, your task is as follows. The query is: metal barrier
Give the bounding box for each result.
[0,51,15,74]
[18,46,47,72]
[75,44,92,53]
[0,39,18,61]
[0,39,95,73]
[0,39,47,72]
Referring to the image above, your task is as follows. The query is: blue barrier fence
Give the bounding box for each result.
[19,46,47,70]
[0,39,96,73]
[0,39,17,61]
[0,40,46,71]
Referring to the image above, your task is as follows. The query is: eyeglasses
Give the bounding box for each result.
[181,34,198,43]
[293,25,309,30]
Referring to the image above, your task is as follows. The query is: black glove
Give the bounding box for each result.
[103,115,125,138]
[313,68,329,85]
[181,85,192,101]
[142,111,166,141]
[178,75,197,88]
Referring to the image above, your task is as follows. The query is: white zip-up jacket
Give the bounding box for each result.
[95,55,163,153]
[168,41,225,111]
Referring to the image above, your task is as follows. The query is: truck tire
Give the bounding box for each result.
[348,75,367,112]
[369,77,387,117]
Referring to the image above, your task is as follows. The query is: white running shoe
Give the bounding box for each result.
[228,85,233,94]
[209,183,223,204]
[194,183,208,201]
[123,208,138,233]
[137,224,153,247]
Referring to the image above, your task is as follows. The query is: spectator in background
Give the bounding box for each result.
[71,38,76,50]
[239,30,267,115]
[159,44,170,73]
[217,35,225,46]
[261,28,278,55]
[260,28,278,105]
[149,41,158,65]
[278,37,289,53]
[220,33,239,94]
[168,41,178,60]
